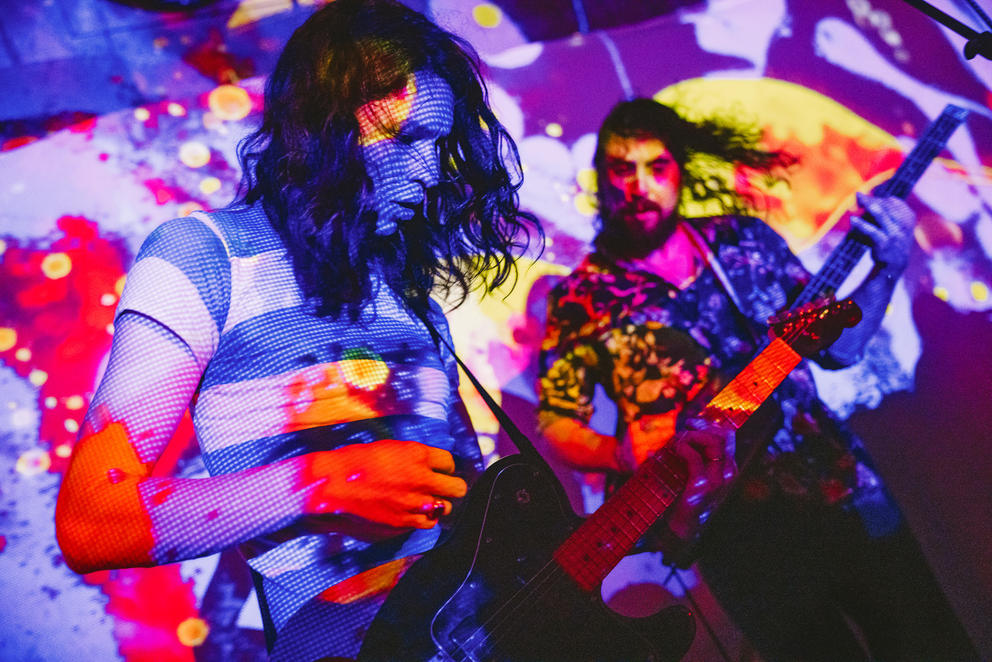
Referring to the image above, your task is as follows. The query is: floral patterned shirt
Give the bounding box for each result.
[538,215,882,508]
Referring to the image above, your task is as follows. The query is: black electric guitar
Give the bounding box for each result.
[358,299,861,662]
[790,103,968,309]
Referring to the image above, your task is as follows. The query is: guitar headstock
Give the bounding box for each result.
[768,297,862,357]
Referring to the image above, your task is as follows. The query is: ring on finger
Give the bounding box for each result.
[421,499,446,520]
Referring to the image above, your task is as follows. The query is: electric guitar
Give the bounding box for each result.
[790,103,969,309]
[358,298,861,662]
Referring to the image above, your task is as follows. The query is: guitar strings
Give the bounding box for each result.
[443,318,818,658]
[455,457,690,657]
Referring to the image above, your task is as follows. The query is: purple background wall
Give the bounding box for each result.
[1,1,990,660]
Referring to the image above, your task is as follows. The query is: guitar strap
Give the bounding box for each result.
[684,219,790,454]
[414,304,556,475]
[675,220,802,559]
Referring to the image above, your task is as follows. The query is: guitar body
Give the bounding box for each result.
[359,455,695,662]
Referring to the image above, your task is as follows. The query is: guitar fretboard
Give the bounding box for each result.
[792,104,968,309]
[552,338,802,591]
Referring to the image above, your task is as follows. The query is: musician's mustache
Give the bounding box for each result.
[619,197,663,215]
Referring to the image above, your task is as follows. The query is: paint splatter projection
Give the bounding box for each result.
[1,0,990,659]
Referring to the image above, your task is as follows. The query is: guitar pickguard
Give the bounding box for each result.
[359,456,694,661]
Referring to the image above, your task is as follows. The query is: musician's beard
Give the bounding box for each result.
[598,196,680,260]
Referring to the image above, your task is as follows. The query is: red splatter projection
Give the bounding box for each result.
[103,566,200,662]
[1,217,203,660]
[182,28,255,85]
[0,216,130,472]
[0,112,98,152]
[745,123,905,251]
[143,179,199,206]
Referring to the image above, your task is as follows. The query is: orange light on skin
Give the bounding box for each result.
[626,411,679,467]
[55,420,157,573]
[603,136,682,231]
[284,364,379,430]
[356,76,416,147]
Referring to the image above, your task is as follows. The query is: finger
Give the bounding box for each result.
[424,446,457,475]
[858,193,914,233]
[850,215,886,244]
[422,472,468,499]
[682,421,728,461]
[671,437,707,500]
[409,499,451,529]
[684,422,735,484]
[724,428,737,462]
[416,498,449,520]
[856,191,879,212]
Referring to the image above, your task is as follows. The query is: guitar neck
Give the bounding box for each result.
[792,104,968,309]
[553,338,802,591]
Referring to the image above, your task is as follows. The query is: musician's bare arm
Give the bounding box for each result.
[55,312,466,574]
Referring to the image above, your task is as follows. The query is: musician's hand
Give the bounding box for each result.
[664,418,736,539]
[624,412,678,470]
[853,192,914,273]
[301,440,468,530]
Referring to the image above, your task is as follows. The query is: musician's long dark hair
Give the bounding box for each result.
[593,98,795,256]
[236,0,541,317]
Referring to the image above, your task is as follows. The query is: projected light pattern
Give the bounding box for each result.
[1,0,991,660]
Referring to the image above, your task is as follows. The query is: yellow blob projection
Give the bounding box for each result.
[41,253,72,279]
[176,617,210,646]
[657,78,903,254]
[473,3,503,28]
[0,327,16,352]
[208,84,253,121]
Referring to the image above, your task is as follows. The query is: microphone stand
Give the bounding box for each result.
[899,0,992,61]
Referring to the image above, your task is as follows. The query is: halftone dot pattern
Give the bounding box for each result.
[86,313,203,465]
[264,573,388,661]
[358,70,455,235]
[73,203,482,653]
